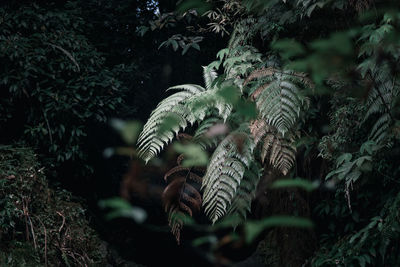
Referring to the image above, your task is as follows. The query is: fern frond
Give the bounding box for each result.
[192,117,225,149]
[202,66,218,90]
[226,161,262,225]
[202,125,255,223]
[185,88,234,121]
[363,67,399,144]
[137,68,222,163]
[368,113,391,144]
[249,71,310,135]
[167,84,206,94]
[250,119,297,175]
[162,160,204,244]
[245,67,313,88]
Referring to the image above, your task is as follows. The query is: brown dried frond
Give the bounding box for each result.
[164,166,191,181]
[250,82,270,101]
[250,119,271,145]
[162,158,204,243]
[261,131,296,176]
[250,119,296,176]
[244,67,314,89]
[244,67,276,86]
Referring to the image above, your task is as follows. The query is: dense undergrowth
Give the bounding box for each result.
[0,145,105,266]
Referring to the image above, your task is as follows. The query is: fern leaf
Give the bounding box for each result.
[162,160,204,243]
[362,67,399,145]
[250,119,297,175]
[226,161,262,225]
[192,117,225,149]
[202,126,255,223]
[202,66,218,90]
[167,84,206,94]
[252,72,309,136]
[137,89,197,162]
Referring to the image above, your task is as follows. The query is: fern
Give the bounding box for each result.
[250,119,297,175]
[247,68,311,136]
[202,125,255,223]
[137,68,229,163]
[226,161,263,225]
[137,91,198,163]
[162,156,204,243]
[192,117,225,149]
[363,67,399,144]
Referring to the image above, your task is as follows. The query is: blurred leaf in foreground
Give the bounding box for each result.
[244,216,313,244]
[173,142,209,167]
[177,0,213,15]
[271,178,319,192]
[110,119,142,145]
[98,197,147,223]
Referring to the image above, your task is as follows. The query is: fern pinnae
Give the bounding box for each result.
[362,67,399,145]
[202,66,218,90]
[202,126,255,223]
[226,161,262,225]
[250,119,296,175]
[167,84,206,94]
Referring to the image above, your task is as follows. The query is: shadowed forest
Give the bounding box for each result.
[1,0,400,266]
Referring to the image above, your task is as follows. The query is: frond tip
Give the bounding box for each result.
[137,87,204,163]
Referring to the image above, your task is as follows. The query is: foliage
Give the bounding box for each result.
[0,145,106,266]
[0,2,128,175]
[2,0,400,266]
[136,0,400,266]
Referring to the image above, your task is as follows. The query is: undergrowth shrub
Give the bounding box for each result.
[0,145,106,266]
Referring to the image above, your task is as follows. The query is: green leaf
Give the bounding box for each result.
[272,39,306,60]
[177,0,213,15]
[360,140,378,155]
[244,216,313,243]
[271,178,319,192]
[192,235,218,247]
[235,99,258,120]
[110,119,142,145]
[336,153,352,167]
[173,142,208,167]
[98,197,147,223]
[158,114,182,135]
[216,48,230,60]
[192,42,200,51]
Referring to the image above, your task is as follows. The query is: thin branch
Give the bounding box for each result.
[42,109,53,144]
